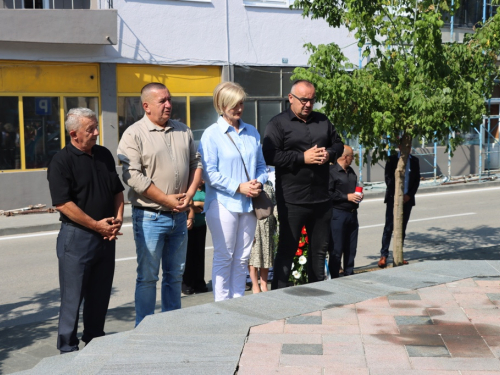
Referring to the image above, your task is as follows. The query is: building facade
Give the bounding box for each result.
[0,0,497,209]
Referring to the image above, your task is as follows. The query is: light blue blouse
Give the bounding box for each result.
[198,116,268,213]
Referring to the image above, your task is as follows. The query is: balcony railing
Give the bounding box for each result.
[2,0,112,9]
[443,0,498,28]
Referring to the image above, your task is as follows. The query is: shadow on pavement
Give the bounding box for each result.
[362,224,500,265]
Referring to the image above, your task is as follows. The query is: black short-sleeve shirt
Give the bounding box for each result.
[47,143,124,227]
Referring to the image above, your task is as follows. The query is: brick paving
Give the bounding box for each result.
[238,277,500,374]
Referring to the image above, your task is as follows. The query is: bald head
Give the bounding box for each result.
[290,80,315,95]
[342,145,353,157]
[338,145,354,169]
[289,80,316,121]
[141,82,168,104]
[140,83,172,127]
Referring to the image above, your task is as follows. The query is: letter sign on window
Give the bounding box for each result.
[35,98,52,116]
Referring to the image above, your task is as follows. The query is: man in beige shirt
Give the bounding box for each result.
[117,82,202,326]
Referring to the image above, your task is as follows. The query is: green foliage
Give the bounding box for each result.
[292,0,500,163]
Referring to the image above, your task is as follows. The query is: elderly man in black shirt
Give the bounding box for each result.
[263,80,344,289]
[47,108,124,354]
[329,145,362,278]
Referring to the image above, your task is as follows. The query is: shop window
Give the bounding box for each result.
[64,97,99,145]
[0,97,21,170]
[234,66,294,135]
[23,97,61,169]
[234,66,281,97]
[190,97,218,145]
[257,101,282,139]
[241,100,256,129]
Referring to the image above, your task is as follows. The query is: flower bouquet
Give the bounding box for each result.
[289,226,309,285]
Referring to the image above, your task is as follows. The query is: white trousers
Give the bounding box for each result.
[206,200,257,302]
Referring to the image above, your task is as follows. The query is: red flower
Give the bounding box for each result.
[296,249,303,256]
[301,227,307,235]
[305,236,309,244]
[298,241,305,248]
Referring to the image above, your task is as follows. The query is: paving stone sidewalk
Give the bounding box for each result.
[239,277,500,374]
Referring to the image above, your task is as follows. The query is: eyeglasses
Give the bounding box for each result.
[290,93,316,105]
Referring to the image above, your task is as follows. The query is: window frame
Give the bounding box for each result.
[0,93,101,172]
[243,0,293,9]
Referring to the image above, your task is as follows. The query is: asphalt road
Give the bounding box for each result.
[1,186,499,373]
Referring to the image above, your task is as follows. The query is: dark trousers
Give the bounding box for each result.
[183,225,207,291]
[329,208,359,278]
[56,223,115,353]
[380,201,413,259]
[272,201,332,289]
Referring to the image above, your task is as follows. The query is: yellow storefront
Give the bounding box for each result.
[0,61,101,172]
[0,62,221,173]
[116,64,221,144]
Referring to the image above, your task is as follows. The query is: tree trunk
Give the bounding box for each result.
[393,133,412,267]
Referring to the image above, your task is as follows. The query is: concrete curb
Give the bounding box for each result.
[25,260,500,374]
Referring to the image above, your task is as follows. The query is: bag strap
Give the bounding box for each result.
[226,132,251,182]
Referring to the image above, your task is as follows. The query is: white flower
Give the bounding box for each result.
[292,270,301,279]
[291,262,294,270]
[298,256,307,265]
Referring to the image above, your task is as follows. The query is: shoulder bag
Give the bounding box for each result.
[226,133,274,220]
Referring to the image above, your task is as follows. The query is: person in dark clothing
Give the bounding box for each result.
[329,145,362,278]
[378,152,421,268]
[47,108,124,353]
[182,180,208,295]
[262,80,344,289]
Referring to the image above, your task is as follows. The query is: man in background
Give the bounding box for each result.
[378,150,420,268]
[329,145,362,278]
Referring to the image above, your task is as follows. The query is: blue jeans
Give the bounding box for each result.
[132,207,188,326]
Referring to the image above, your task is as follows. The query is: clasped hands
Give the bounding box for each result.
[304,145,329,165]
[95,217,123,241]
[165,193,192,213]
[238,179,262,198]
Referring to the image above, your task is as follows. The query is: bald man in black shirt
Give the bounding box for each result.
[263,80,344,289]
[328,145,362,278]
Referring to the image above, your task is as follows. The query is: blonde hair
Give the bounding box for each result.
[213,82,246,115]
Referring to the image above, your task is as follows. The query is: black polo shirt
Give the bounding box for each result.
[47,143,124,228]
[329,163,359,211]
[262,108,344,205]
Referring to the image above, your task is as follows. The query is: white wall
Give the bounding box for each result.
[0,0,359,66]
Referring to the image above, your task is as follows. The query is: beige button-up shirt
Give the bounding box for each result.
[117,114,202,210]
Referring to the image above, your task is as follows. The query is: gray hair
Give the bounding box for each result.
[65,108,97,133]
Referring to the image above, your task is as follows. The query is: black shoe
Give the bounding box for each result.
[182,286,194,295]
[194,286,208,293]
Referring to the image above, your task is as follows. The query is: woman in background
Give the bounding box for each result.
[199,82,267,301]
[248,180,277,293]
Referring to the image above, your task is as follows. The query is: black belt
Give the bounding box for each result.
[134,206,172,214]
